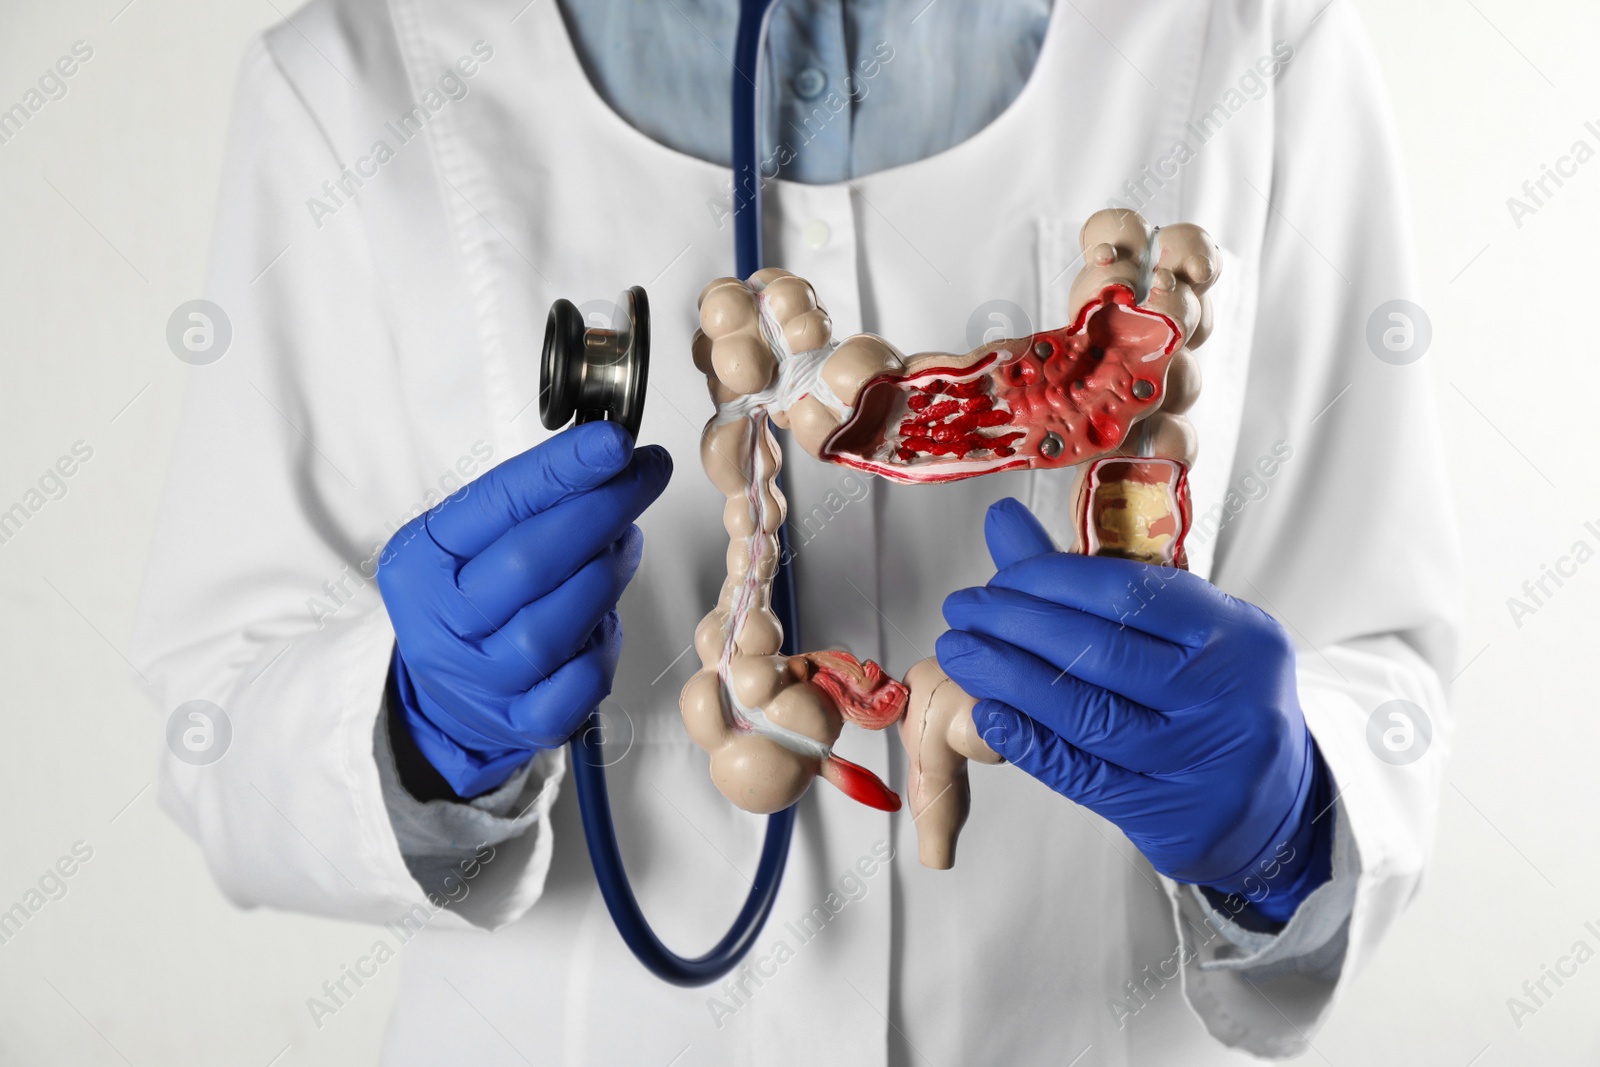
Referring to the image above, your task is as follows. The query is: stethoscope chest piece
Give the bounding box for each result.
[541,285,651,438]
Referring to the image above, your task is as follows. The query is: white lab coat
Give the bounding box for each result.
[132,0,1460,1062]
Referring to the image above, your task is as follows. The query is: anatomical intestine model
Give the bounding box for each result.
[679,209,1219,868]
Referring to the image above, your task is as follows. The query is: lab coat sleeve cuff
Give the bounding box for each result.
[375,699,569,929]
[1183,798,1358,978]
[1160,802,1357,1059]
[1163,634,1451,1061]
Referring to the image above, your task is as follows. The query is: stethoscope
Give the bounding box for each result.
[538,0,798,987]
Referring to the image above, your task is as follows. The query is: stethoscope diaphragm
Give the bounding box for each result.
[540,285,650,439]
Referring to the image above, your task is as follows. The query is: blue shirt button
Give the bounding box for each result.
[792,67,827,100]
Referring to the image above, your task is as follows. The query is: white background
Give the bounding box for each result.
[0,0,1595,1064]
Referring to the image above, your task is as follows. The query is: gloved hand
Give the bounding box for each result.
[938,498,1333,923]
[377,421,672,797]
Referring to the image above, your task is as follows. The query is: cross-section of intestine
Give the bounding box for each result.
[680,209,1220,866]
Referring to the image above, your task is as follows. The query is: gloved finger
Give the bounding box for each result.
[942,586,1189,709]
[972,700,1144,812]
[989,551,1231,648]
[506,611,624,749]
[456,446,670,624]
[936,629,1170,771]
[427,422,636,558]
[475,528,643,680]
[984,497,1057,570]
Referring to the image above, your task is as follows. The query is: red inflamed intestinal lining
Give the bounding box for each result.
[895,379,1022,461]
[821,286,1183,485]
[798,650,909,731]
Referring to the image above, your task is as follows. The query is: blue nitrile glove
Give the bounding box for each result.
[938,498,1333,924]
[376,422,671,797]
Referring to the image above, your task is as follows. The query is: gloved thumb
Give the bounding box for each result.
[984,497,1056,570]
[971,699,1028,764]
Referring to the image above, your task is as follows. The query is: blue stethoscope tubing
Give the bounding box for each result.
[567,0,801,988]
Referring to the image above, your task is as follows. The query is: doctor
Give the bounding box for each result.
[133,0,1459,1063]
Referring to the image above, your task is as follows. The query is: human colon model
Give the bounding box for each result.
[680,209,1219,868]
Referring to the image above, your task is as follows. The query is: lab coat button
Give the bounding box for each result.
[793,67,827,100]
[803,219,831,249]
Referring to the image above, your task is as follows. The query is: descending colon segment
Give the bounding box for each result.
[678,369,908,815]
[679,208,1220,865]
